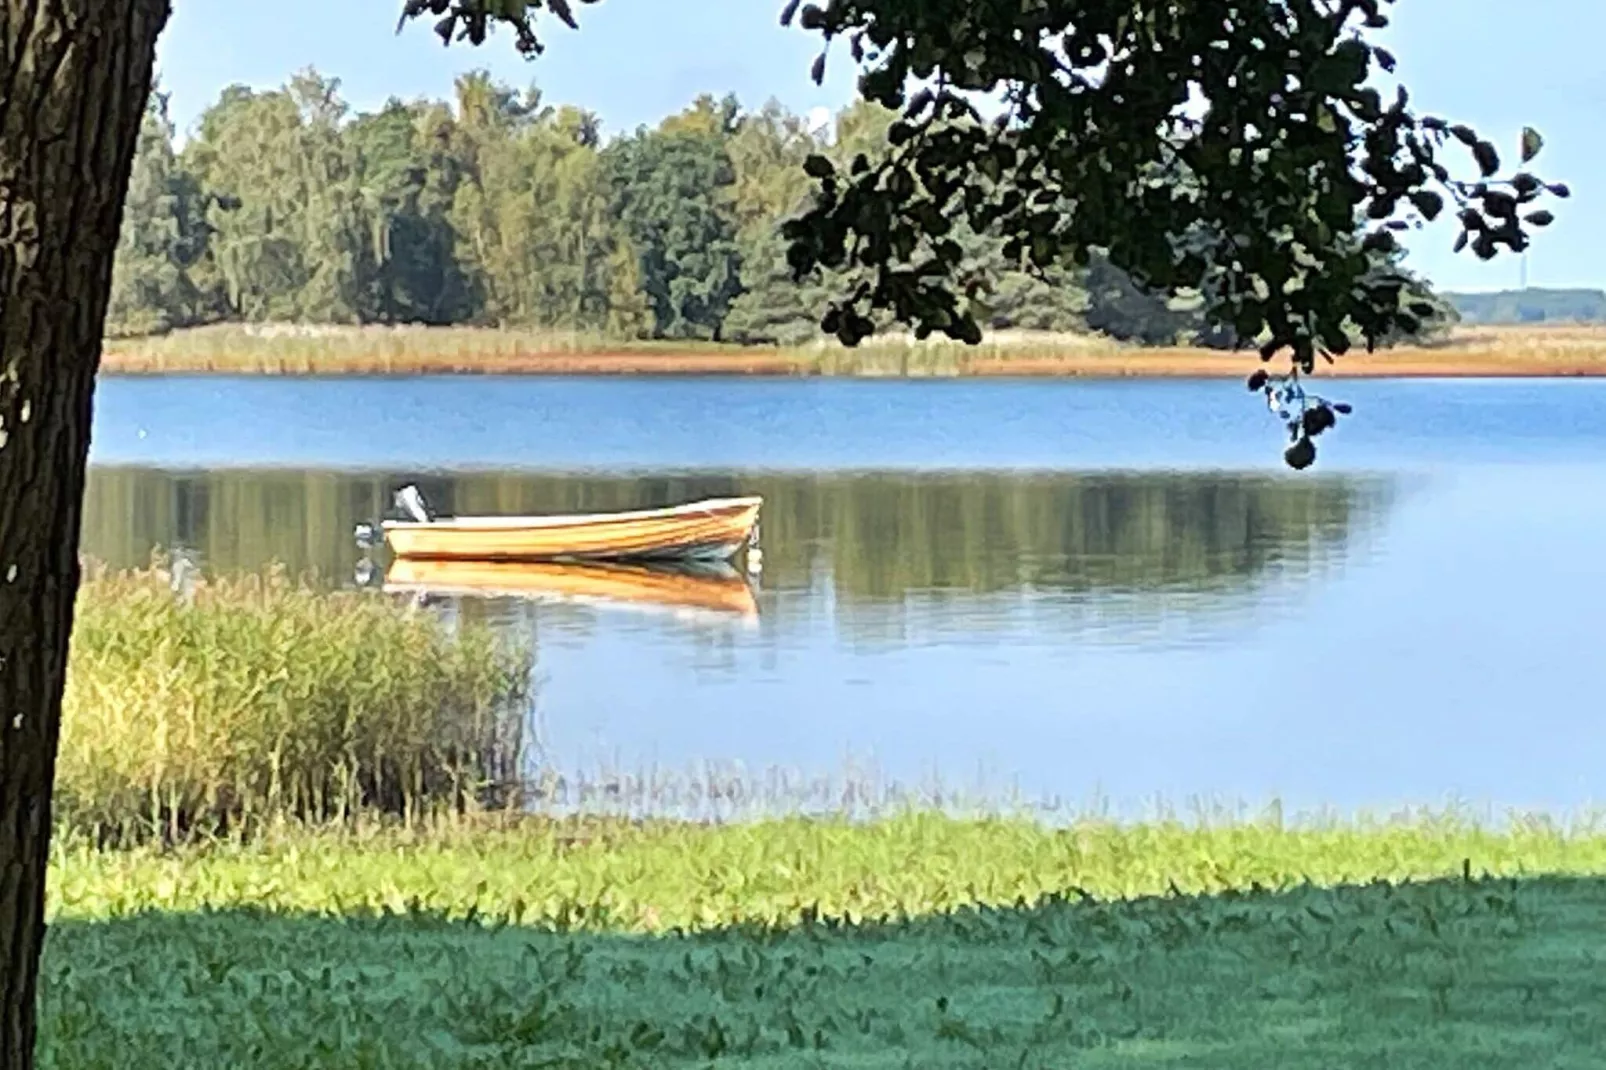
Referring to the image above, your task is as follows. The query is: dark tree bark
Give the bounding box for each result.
[0,3,169,1067]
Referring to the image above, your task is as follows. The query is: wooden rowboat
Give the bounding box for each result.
[381,492,763,564]
[383,558,759,620]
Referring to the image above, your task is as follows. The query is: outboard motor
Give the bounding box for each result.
[394,485,433,524]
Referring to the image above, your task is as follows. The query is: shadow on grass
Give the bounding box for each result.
[38,872,1606,1069]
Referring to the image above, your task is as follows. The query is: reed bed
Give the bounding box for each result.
[100,323,809,375]
[98,321,1606,377]
[518,754,1031,824]
[57,562,533,846]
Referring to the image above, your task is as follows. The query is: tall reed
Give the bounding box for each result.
[98,322,1606,377]
[56,561,532,845]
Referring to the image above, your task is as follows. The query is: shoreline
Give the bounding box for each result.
[51,808,1606,918]
[97,323,1606,379]
[96,352,1606,379]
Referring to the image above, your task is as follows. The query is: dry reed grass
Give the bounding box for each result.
[97,322,1606,378]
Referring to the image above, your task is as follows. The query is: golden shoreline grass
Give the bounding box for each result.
[99,322,1606,379]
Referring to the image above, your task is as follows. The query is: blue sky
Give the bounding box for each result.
[155,0,1599,293]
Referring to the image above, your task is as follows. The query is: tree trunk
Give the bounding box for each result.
[0,3,169,1067]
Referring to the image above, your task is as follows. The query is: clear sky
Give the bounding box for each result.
[154,0,1599,293]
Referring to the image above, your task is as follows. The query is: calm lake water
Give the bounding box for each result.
[85,376,1606,820]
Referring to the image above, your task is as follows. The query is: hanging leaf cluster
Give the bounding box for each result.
[398,0,595,55]
[772,0,1565,376]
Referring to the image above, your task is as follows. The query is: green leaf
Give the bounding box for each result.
[1408,191,1443,221]
[546,0,577,30]
[1361,229,1398,254]
[1481,190,1517,218]
[1472,141,1500,178]
[803,154,835,180]
[1285,436,1317,470]
[1520,126,1544,163]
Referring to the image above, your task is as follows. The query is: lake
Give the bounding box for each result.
[84,375,1606,821]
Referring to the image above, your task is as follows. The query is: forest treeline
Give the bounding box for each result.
[109,69,1457,348]
[1445,288,1606,325]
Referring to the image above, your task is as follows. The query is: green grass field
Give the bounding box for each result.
[38,813,1606,1067]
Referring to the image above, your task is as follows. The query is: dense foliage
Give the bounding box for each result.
[107,74,1455,352]
[401,1,1564,358]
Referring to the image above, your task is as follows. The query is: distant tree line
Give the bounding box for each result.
[1444,288,1606,326]
[109,69,1458,348]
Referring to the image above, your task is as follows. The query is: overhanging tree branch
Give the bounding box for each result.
[404,0,1566,469]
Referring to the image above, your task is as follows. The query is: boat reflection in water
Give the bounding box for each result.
[382,556,760,624]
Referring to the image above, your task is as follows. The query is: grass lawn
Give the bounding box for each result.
[37,814,1606,1067]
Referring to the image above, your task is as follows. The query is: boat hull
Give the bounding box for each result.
[381,495,761,563]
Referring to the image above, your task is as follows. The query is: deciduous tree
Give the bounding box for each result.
[603,96,746,340]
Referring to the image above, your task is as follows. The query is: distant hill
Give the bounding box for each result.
[1443,288,1606,325]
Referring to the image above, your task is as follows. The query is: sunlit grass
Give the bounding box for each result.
[48,809,1606,927]
[97,321,1606,377]
[58,561,532,846]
